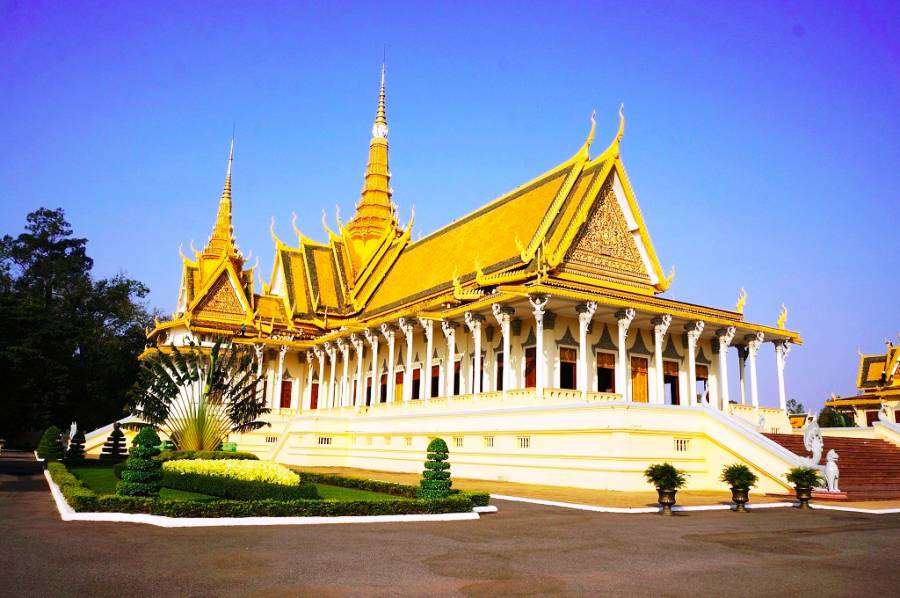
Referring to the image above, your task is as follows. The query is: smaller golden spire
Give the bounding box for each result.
[203,139,242,262]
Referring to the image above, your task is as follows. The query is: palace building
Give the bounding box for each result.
[143,68,818,493]
[825,340,900,427]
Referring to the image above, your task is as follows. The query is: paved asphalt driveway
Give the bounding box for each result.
[2,470,899,597]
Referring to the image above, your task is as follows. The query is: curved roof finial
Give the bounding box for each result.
[615,103,625,144]
[270,216,284,246]
[291,212,303,242]
[586,109,597,147]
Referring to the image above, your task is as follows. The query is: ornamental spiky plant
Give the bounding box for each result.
[130,339,268,451]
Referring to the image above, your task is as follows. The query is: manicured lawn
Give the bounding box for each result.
[313,483,401,501]
[69,464,398,502]
[69,465,217,502]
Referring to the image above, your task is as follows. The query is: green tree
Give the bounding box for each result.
[0,208,154,446]
[100,422,127,460]
[418,437,453,499]
[36,426,64,461]
[117,427,163,497]
[129,339,268,451]
[65,430,86,464]
[786,398,805,415]
[819,407,854,428]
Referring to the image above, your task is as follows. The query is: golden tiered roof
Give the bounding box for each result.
[149,70,801,349]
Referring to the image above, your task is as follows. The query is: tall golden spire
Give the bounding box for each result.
[203,139,242,263]
[347,64,398,244]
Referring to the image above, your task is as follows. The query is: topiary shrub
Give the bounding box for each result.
[418,437,452,499]
[37,426,64,461]
[65,431,86,465]
[100,422,127,461]
[116,427,163,497]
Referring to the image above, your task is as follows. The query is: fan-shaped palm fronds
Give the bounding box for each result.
[130,339,268,451]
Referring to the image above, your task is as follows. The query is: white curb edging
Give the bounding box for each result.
[44,470,484,527]
[490,493,900,515]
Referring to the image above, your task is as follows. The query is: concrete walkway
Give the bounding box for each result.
[294,466,900,511]
[3,467,900,596]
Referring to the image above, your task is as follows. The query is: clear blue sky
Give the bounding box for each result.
[2,1,898,409]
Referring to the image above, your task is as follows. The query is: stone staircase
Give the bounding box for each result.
[764,433,900,500]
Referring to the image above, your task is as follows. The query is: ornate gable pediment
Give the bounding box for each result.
[562,179,649,285]
[194,272,247,321]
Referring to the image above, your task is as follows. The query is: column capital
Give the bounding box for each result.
[464,312,485,331]
[529,293,549,316]
[652,314,673,343]
[350,333,364,351]
[278,344,288,356]
[773,339,792,359]
[576,301,598,317]
[363,328,378,345]
[336,337,348,352]
[745,332,764,356]
[305,350,314,363]
[491,303,515,324]
[684,320,705,338]
[398,316,415,331]
[716,326,737,346]
[254,343,265,357]
[615,307,636,323]
[441,319,459,336]
[380,322,396,339]
[418,317,434,338]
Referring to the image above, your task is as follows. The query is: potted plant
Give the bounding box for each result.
[720,463,758,512]
[644,463,687,515]
[785,466,822,509]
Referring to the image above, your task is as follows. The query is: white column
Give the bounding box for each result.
[774,339,791,412]
[274,345,287,409]
[576,302,598,396]
[652,315,672,404]
[529,295,549,397]
[419,318,434,399]
[325,342,337,408]
[254,344,265,402]
[714,327,736,410]
[441,320,458,396]
[615,308,636,399]
[337,338,350,407]
[303,351,314,410]
[364,328,380,405]
[398,318,415,401]
[492,304,514,392]
[737,345,748,405]
[465,312,485,395]
[745,332,764,408]
[380,323,396,403]
[314,346,325,408]
[684,321,705,406]
[351,333,365,409]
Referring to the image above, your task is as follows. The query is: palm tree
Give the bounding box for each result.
[130,339,269,450]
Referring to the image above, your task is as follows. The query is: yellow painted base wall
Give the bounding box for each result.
[233,396,799,495]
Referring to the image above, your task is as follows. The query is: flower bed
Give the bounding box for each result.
[163,459,298,485]
[48,462,476,518]
[156,450,259,463]
[295,470,491,507]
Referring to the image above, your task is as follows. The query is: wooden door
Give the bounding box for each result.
[395,371,404,402]
[310,382,319,410]
[630,357,649,403]
[524,347,536,388]
[279,380,293,408]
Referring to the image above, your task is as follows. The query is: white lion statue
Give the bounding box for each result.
[823,449,840,492]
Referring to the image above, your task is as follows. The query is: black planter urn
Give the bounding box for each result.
[657,488,677,515]
[730,487,750,512]
[794,486,813,509]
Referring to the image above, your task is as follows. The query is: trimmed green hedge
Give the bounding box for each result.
[47,462,474,517]
[294,470,490,507]
[156,450,259,463]
[163,471,319,501]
